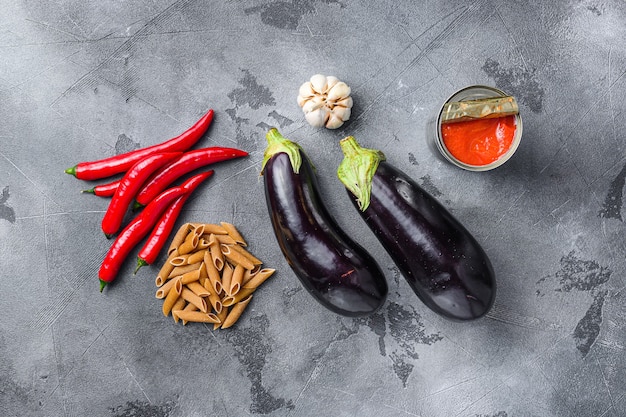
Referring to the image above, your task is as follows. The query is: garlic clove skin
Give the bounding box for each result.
[325,76,339,91]
[305,108,328,128]
[310,74,328,94]
[333,106,352,122]
[335,96,353,109]
[325,113,344,129]
[301,96,325,113]
[298,82,316,99]
[327,82,351,102]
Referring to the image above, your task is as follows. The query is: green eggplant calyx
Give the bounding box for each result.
[261,128,303,175]
[65,166,77,177]
[337,136,385,212]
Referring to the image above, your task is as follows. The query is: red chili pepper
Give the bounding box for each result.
[81,179,120,197]
[102,152,181,237]
[133,147,248,209]
[134,170,214,274]
[99,185,188,292]
[65,109,214,180]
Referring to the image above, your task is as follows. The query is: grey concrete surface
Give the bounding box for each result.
[1,1,625,416]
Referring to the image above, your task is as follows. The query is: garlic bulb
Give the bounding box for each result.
[297,74,353,129]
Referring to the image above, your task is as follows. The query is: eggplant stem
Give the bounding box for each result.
[337,136,385,212]
[261,128,303,175]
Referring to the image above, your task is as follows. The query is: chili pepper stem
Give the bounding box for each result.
[99,280,107,292]
[65,166,77,177]
[132,201,144,211]
[81,188,95,194]
[134,258,148,275]
[105,233,113,240]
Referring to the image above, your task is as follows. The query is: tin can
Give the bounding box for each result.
[429,85,523,171]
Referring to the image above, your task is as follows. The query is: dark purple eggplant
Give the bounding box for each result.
[261,129,387,317]
[337,136,495,321]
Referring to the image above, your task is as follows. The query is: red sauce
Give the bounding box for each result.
[441,115,517,166]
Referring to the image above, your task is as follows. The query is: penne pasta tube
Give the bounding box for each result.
[180,302,198,325]
[191,223,228,235]
[222,287,255,307]
[186,281,210,297]
[197,238,210,250]
[168,223,192,255]
[181,287,208,313]
[220,222,247,246]
[213,234,237,245]
[173,310,221,325]
[242,265,262,286]
[208,234,224,271]
[156,276,181,299]
[221,295,253,329]
[203,253,223,294]
[171,298,187,323]
[191,223,205,237]
[180,268,201,285]
[178,232,199,255]
[220,244,255,270]
[202,278,223,314]
[221,262,234,296]
[228,243,263,265]
[156,252,179,286]
[162,277,182,316]
[213,305,229,330]
[229,264,245,296]
[168,262,202,278]
[242,268,276,290]
[169,250,207,267]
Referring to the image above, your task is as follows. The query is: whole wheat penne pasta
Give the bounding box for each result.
[180,268,201,285]
[186,281,210,297]
[191,223,205,237]
[220,244,255,270]
[214,234,237,245]
[227,243,263,265]
[242,265,262,286]
[178,232,199,255]
[208,234,224,271]
[221,262,234,296]
[180,302,198,325]
[229,264,245,296]
[173,310,221,324]
[162,277,183,316]
[156,276,182,299]
[197,238,210,250]
[213,305,229,330]
[181,287,208,313]
[222,287,255,307]
[242,268,276,290]
[188,250,207,265]
[191,223,228,235]
[168,262,202,278]
[202,278,223,313]
[171,298,187,323]
[221,295,253,329]
[203,253,223,294]
[157,252,179,286]
[168,223,192,255]
[220,222,247,246]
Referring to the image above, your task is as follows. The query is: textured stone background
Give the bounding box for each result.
[1,1,625,416]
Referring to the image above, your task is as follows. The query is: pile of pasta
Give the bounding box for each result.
[156,222,275,329]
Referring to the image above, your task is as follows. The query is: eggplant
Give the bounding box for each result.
[261,129,387,317]
[337,136,495,321]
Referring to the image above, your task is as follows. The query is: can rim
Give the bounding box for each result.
[435,85,523,172]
